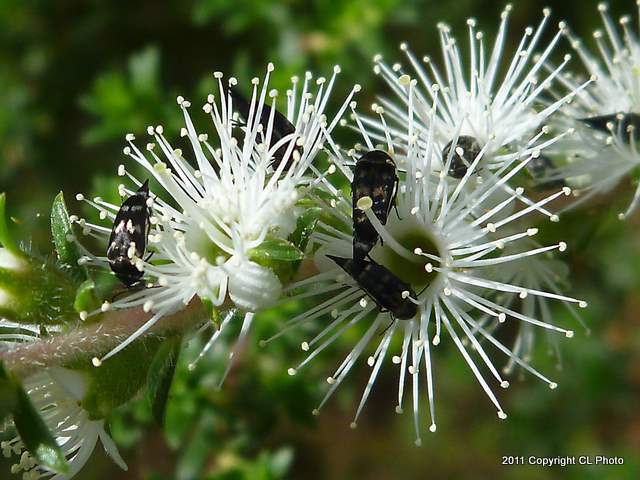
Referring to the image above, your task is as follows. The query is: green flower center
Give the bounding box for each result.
[185,225,227,265]
[370,228,441,290]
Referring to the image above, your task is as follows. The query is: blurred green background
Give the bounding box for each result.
[1,0,639,479]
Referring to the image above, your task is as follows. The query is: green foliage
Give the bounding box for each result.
[202,447,293,480]
[0,72,35,182]
[80,47,183,145]
[147,337,182,427]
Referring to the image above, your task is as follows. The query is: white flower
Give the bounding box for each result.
[369,6,588,164]
[267,85,587,444]
[558,4,640,119]
[542,3,640,217]
[0,325,126,480]
[356,6,590,223]
[74,64,359,374]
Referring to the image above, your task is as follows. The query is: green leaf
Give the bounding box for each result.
[147,336,182,426]
[289,206,322,252]
[50,192,86,277]
[12,376,69,474]
[91,270,122,303]
[0,361,18,424]
[80,337,163,419]
[0,193,19,253]
[74,271,121,320]
[73,279,100,314]
[249,237,304,263]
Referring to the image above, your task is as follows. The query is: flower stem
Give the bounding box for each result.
[0,299,206,378]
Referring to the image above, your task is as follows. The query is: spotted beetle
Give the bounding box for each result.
[327,255,417,320]
[442,135,482,179]
[229,86,300,171]
[107,180,151,287]
[352,150,399,261]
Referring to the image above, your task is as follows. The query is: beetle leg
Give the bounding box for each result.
[417,284,430,297]
[393,203,402,220]
[110,288,127,302]
[391,175,401,219]
[378,315,396,336]
[110,284,142,302]
[109,280,162,302]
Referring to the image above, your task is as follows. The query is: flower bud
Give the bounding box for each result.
[227,258,283,311]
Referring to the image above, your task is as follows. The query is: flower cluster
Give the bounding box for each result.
[3,2,640,477]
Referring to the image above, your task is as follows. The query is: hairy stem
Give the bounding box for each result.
[0,299,206,378]
[0,258,320,378]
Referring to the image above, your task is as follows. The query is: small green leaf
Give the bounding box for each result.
[0,193,19,253]
[74,272,121,321]
[249,237,304,262]
[73,279,100,313]
[51,192,86,277]
[91,270,122,302]
[289,206,322,252]
[12,378,69,474]
[147,337,182,426]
